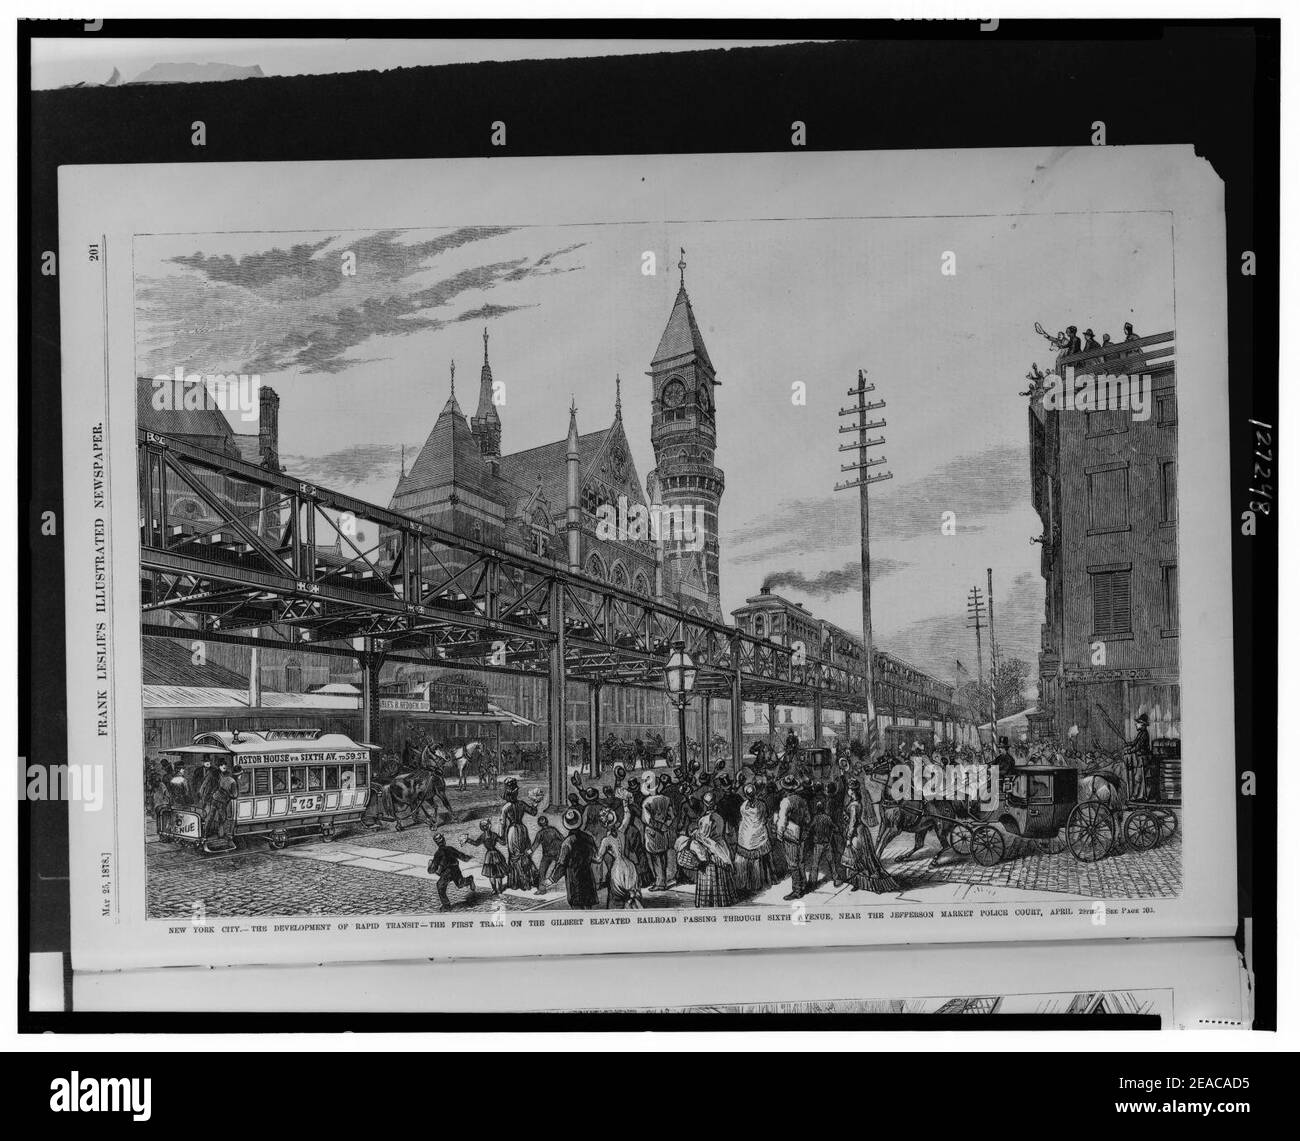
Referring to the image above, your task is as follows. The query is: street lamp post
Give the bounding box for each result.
[664,640,697,767]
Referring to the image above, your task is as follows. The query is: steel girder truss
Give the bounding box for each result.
[138,430,873,712]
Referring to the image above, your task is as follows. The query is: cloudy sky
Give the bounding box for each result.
[134,205,1175,688]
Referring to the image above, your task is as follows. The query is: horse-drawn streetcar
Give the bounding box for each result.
[156,729,375,852]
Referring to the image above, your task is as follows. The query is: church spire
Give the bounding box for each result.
[678,247,686,290]
[566,397,581,573]
[440,358,464,418]
[471,327,502,458]
[614,373,622,421]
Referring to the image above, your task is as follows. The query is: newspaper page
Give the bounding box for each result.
[72,938,1249,1030]
[56,145,1236,971]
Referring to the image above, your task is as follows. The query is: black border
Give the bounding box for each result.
[20,19,1278,1033]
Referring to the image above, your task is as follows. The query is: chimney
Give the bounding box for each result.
[258,385,280,470]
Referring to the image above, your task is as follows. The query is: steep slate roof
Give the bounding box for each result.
[393,391,508,506]
[651,286,714,372]
[495,428,612,518]
[135,376,237,449]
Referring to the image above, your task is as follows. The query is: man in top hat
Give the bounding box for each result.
[1123,321,1140,343]
[994,736,1016,783]
[1066,325,1082,355]
[641,772,676,891]
[547,808,599,909]
[775,774,812,900]
[1124,713,1153,801]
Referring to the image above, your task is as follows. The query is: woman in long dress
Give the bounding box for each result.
[464,820,508,895]
[838,780,900,893]
[763,778,788,878]
[690,814,738,908]
[617,787,654,888]
[595,809,643,909]
[733,783,772,894]
[500,777,540,890]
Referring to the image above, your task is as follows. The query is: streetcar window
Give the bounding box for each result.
[254,769,270,795]
[339,765,355,790]
[325,766,339,790]
[237,770,252,796]
[307,767,323,790]
[355,763,369,786]
[271,768,288,793]
[290,766,307,791]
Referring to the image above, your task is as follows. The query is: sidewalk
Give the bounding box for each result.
[279,828,1078,912]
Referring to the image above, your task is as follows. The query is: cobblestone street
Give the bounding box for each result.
[147,806,1180,919]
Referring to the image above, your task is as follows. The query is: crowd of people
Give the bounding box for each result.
[425,740,914,912]
[1022,320,1147,396]
[147,756,239,852]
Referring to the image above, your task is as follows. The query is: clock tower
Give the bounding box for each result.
[647,250,724,618]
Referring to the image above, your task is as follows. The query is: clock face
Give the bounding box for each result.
[697,384,712,412]
[661,379,686,408]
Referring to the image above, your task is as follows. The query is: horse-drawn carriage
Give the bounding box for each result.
[950,763,1179,866]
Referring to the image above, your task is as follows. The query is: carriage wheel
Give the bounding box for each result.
[950,822,973,856]
[319,821,336,843]
[268,829,289,851]
[1123,808,1161,852]
[970,825,1004,866]
[1153,807,1179,842]
[1067,802,1115,862]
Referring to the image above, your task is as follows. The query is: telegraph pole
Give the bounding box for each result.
[986,567,1000,733]
[966,585,990,745]
[835,370,891,758]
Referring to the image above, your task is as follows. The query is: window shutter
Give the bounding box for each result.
[1112,571,1132,632]
[1092,573,1113,634]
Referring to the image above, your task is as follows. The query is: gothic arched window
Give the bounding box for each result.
[586,553,606,582]
[632,572,651,598]
[612,562,629,590]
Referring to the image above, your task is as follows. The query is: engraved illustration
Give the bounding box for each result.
[134,208,1181,919]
